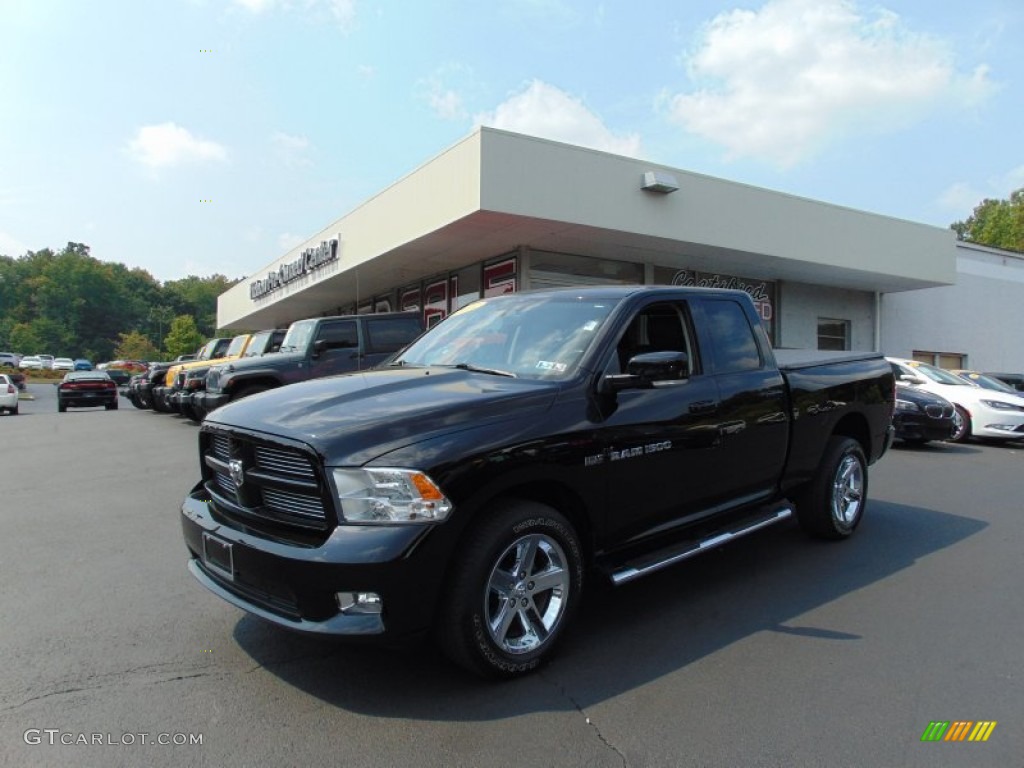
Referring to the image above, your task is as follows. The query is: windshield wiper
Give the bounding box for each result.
[451,363,517,378]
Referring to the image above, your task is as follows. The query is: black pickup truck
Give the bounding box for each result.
[181,286,894,678]
[191,312,424,419]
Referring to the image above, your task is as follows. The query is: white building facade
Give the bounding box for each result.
[881,242,1024,371]
[216,128,958,354]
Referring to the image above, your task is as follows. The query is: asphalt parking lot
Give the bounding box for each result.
[1,382,1022,767]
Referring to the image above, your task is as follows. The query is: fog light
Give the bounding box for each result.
[336,591,383,615]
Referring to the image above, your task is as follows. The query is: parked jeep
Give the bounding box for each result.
[193,312,423,417]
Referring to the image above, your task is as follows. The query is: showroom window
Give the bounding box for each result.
[912,351,966,370]
[817,318,850,351]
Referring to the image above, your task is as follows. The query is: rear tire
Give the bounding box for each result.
[106,400,118,410]
[796,436,868,540]
[129,393,148,410]
[58,403,66,413]
[949,405,971,442]
[436,499,584,678]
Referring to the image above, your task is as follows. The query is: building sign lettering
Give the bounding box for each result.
[250,238,340,300]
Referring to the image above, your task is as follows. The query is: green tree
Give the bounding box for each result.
[113,330,161,361]
[164,315,205,359]
[163,275,236,337]
[951,188,1024,252]
[8,322,42,354]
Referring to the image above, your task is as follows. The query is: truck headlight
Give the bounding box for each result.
[331,468,452,523]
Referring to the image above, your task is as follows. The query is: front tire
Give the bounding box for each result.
[949,405,971,442]
[796,436,868,540]
[437,499,584,678]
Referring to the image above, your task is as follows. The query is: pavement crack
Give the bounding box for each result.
[539,669,628,767]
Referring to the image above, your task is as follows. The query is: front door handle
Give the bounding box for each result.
[689,400,718,415]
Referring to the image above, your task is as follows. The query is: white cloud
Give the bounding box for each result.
[127,123,227,169]
[0,230,29,257]
[666,0,994,168]
[939,166,1024,215]
[272,131,312,167]
[327,0,356,30]
[938,183,982,214]
[232,0,277,11]
[420,74,467,121]
[474,80,641,158]
[231,0,356,31]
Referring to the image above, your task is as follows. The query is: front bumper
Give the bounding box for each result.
[968,404,1024,441]
[194,391,230,415]
[180,488,441,638]
[893,414,954,442]
[153,386,178,412]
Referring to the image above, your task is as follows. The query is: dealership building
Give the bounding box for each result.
[218,126,975,360]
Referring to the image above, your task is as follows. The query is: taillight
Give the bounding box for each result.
[5,385,13,394]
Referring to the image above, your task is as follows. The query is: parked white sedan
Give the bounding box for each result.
[18,355,43,370]
[52,357,75,371]
[0,374,18,415]
[887,357,1024,442]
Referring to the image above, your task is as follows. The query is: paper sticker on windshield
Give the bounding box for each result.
[582,321,598,331]
[536,361,568,372]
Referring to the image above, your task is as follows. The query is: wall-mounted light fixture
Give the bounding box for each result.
[641,170,679,194]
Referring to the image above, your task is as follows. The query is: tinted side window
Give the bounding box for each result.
[704,300,762,374]
[366,317,422,354]
[316,321,358,348]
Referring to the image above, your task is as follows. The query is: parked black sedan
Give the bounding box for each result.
[893,384,955,444]
[57,371,119,412]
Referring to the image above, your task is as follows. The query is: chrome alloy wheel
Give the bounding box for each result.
[484,534,570,655]
[831,454,864,526]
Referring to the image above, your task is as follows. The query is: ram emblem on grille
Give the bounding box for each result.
[228,459,245,489]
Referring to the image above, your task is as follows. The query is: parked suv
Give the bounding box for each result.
[195,312,423,416]
[0,352,21,368]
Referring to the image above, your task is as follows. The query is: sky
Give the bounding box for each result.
[0,0,1021,284]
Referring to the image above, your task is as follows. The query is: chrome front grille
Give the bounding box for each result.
[254,445,316,478]
[202,430,330,535]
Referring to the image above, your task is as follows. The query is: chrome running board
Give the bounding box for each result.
[610,506,793,585]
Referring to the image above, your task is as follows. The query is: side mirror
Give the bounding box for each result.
[312,339,327,359]
[601,351,689,393]
[900,373,926,385]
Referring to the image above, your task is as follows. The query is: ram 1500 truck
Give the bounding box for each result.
[181,286,894,678]
[192,311,424,417]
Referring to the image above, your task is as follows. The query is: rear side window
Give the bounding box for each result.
[366,317,422,354]
[703,300,762,374]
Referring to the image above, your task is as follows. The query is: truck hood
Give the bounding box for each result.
[205,366,559,465]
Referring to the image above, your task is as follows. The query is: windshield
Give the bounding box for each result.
[957,371,1016,393]
[394,294,620,380]
[224,335,248,357]
[280,320,316,352]
[909,361,972,386]
[243,331,269,357]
